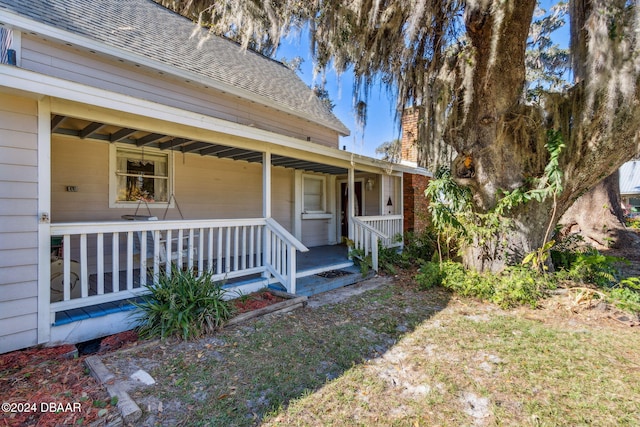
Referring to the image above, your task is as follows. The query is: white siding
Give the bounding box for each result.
[21,36,340,148]
[301,219,330,247]
[0,93,39,353]
[51,135,294,226]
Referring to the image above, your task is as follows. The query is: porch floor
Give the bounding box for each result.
[53,244,359,326]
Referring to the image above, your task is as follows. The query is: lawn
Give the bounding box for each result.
[101,273,640,426]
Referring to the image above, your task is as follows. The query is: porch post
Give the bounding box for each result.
[379,174,386,216]
[37,97,51,344]
[262,151,271,280]
[348,167,355,240]
[263,151,271,218]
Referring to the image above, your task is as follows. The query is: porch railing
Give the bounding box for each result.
[49,217,307,318]
[351,215,403,272]
[355,215,403,248]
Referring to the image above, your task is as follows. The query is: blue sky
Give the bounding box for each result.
[276,1,569,159]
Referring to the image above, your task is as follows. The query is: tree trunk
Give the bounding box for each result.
[559,172,640,249]
[453,0,640,271]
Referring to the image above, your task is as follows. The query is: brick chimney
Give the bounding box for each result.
[400,106,422,166]
[400,106,430,233]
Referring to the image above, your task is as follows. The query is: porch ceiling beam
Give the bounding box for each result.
[135,133,166,146]
[275,161,310,169]
[79,122,105,139]
[51,115,66,131]
[214,148,254,159]
[52,127,112,143]
[271,157,305,166]
[110,128,137,142]
[159,137,191,150]
[199,144,237,156]
[228,151,263,162]
[180,142,211,153]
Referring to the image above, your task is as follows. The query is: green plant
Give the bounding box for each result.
[348,247,372,276]
[414,261,443,289]
[522,240,555,272]
[492,266,551,308]
[425,131,566,267]
[134,267,233,340]
[400,230,438,264]
[625,217,640,229]
[417,261,552,308]
[608,277,640,313]
[557,248,621,287]
[440,261,495,301]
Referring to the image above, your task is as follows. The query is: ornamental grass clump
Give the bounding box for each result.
[135,268,233,340]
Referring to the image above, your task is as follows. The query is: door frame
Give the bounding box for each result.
[336,177,365,243]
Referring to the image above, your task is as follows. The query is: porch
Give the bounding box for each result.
[47,214,402,343]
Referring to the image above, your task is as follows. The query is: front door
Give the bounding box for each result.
[340,181,362,239]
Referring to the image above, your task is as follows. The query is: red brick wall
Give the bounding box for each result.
[403,172,431,233]
[400,107,422,164]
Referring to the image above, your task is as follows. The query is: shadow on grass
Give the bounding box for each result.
[112,279,451,426]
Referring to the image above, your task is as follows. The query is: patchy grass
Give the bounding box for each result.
[102,275,640,426]
[265,300,640,427]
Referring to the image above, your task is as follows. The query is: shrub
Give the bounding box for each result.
[415,261,443,289]
[416,261,552,308]
[135,268,233,340]
[492,267,550,308]
[401,230,437,263]
[555,248,621,287]
[608,277,640,313]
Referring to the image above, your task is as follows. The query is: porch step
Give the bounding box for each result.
[280,264,373,297]
[296,264,375,296]
[296,260,355,278]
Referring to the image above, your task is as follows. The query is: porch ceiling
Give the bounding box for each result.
[51,115,349,175]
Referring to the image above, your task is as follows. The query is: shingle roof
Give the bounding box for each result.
[0,0,350,135]
[620,161,640,195]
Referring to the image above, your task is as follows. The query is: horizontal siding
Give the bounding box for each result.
[0,281,38,302]
[0,232,38,250]
[0,198,37,216]
[0,264,38,286]
[0,93,39,354]
[0,129,38,150]
[0,297,38,319]
[51,136,295,227]
[302,219,330,247]
[0,181,38,198]
[22,36,340,147]
[0,164,38,182]
[0,248,38,268]
[0,329,39,354]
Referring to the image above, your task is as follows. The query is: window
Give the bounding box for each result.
[111,146,172,206]
[303,175,325,213]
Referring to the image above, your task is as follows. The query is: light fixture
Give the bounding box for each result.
[366,178,374,191]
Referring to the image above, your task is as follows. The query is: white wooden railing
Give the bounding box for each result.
[355,215,403,248]
[351,215,403,272]
[49,218,308,317]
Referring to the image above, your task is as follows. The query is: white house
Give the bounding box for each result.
[619,161,640,214]
[0,0,429,354]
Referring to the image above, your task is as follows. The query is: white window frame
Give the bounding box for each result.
[109,144,174,208]
[302,174,326,214]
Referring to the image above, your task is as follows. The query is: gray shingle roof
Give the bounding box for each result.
[0,0,350,135]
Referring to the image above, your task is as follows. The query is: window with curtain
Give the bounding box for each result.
[115,147,169,203]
